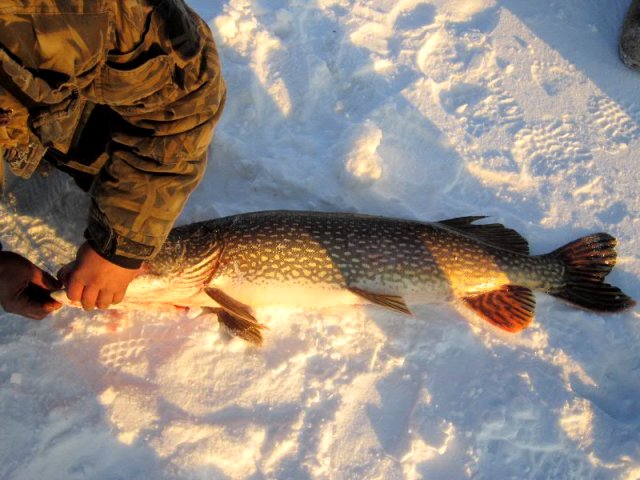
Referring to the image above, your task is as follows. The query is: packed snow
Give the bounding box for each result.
[1,0,639,479]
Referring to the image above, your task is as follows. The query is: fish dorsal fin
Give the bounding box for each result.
[462,286,535,332]
[438,217,530,254]
[204,288,268,345]
[348,287,413,315]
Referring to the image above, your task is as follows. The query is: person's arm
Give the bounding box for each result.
[63,3,226,310]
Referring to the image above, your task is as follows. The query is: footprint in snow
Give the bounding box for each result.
[438,74,524,137]
[530,60,577,97]
[99,338,149,371]
[512,119,593,178]
[587,95,640,153]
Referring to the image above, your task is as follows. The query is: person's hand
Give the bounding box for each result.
[0,251,62,319]
[58,242,141,311]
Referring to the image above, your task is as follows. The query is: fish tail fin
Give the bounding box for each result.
[548,233,635,312]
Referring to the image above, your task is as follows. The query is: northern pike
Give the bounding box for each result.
[53,211,635,344]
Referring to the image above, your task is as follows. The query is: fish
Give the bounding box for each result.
[52,210,635,345]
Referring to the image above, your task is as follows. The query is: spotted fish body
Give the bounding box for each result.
[55,211,636,344]
[166,213,550,307]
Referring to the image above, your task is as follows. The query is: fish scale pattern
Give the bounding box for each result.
[211,212,467,295]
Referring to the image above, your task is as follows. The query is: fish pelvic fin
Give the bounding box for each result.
[348,287,413,315]
[462,286,535,332]
[204,288,268,345]
[438,217,529,254]
[216,309,267,346]
[547,233,636,312]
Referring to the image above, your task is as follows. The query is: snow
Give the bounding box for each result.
[1,0,639,478]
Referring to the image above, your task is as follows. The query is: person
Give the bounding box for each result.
[620,0,640,70]
[0,0,226,319]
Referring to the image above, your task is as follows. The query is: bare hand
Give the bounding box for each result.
[58,242,141,311]
[0,251,62,319]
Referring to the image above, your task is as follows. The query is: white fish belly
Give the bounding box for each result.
[210,277,362,309]
[210,275,449,310]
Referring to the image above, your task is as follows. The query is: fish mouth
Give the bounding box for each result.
[50,289,71,305]
[50,289,87,309]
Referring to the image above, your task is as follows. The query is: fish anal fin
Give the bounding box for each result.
[462,286,535,333]
[348,287,412,316]
[438,217,530,254]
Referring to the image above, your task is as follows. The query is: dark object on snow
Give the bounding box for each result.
[620,0,640,70]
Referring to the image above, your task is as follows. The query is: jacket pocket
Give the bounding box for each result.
[93,7,178,108]
[97,55,176,107]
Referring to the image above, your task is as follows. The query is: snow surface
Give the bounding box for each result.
[1,0,639,478]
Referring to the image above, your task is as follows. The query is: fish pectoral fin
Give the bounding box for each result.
[438,217,530,254]
[348,287,413,315]
[204,288,268,346]
[462,286,535,333]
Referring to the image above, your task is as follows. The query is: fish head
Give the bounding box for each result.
[50,289,77,308]
[147,219,227,276]
[51,219,227,313]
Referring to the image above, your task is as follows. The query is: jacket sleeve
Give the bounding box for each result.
[85,2,226,268]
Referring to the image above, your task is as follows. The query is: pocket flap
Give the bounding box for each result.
[97,55,173,106]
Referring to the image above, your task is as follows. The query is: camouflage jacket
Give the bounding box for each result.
[0,0,226,268]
